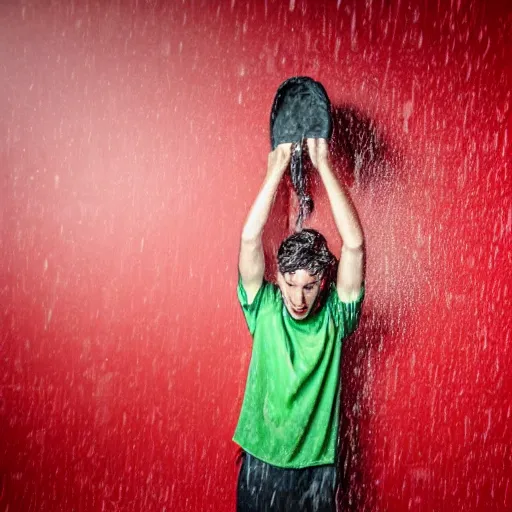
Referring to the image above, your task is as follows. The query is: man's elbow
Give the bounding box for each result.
[342,239,364,254]
[240,230,263,246]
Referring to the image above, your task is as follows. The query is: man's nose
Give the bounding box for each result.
[292,289,305,305]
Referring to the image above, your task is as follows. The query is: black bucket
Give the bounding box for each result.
[270,76,332,149]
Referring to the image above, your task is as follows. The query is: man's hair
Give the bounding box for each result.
[277,229,336,278]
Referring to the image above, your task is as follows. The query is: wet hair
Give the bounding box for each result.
[277,229,336,278]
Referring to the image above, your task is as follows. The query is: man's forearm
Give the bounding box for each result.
[317,160,364,249]
[241,147,290,242]
[241,170,285,241]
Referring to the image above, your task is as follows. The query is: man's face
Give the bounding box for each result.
[277,269,322,320]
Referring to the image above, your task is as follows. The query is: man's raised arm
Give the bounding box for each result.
[307,138,365,302]
[239,143,292,304]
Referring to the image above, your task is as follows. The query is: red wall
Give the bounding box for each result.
[0,1,510,511]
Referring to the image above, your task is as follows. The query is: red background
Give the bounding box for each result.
[0,1,510,511]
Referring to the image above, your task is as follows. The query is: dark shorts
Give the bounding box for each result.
[236,452,337,512]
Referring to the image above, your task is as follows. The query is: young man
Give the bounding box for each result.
[235,139,365,511]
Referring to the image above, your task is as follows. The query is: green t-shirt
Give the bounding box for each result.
[234,276,364,469]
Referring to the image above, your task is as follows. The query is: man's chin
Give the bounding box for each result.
[289,307,309,319]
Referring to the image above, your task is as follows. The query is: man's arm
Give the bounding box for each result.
[307,138,364,302]
[239,143,292,304]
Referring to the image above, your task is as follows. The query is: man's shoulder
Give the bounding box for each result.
[260,279,282,303]
[237,276,282,309]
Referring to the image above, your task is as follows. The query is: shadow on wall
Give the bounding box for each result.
[338,308,395,511]
[330,104,405,510]
[330,104,403,189]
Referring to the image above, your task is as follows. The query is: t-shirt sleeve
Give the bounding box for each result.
[237,274,272,336]
[327,283,365,339]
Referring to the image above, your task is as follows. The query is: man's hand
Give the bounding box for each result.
[306,138,329,169]
[267,143,292,177]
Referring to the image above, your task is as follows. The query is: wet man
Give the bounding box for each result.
[235,138,365,511]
